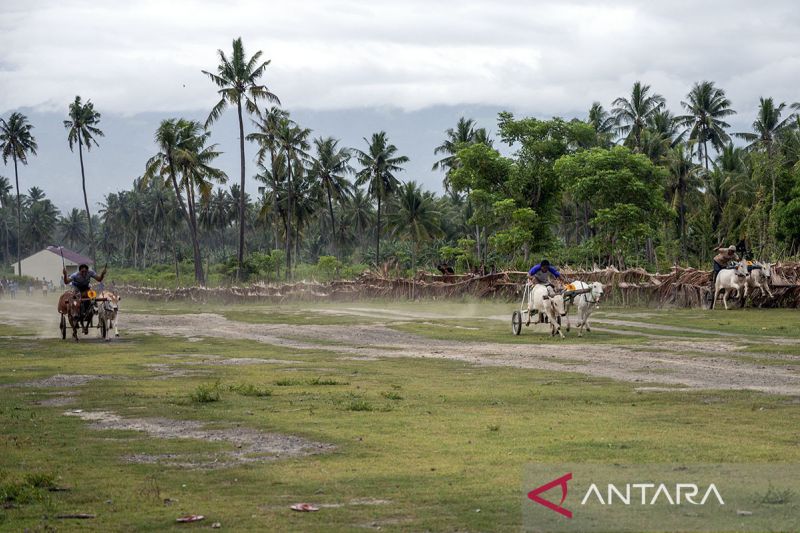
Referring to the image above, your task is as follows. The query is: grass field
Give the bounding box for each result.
[0,296,798,531]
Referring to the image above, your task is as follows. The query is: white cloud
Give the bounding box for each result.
[2,0,799,117]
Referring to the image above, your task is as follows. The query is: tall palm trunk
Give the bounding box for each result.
[375,193,381,264]
[678,181,687,261]
[236,98,246,280]
[270,151,280,251]
[13,154,21,276]
[185,182,204,284]
[325,183,337,258]
[284,162,293,278]
[703,139,710,171]
[77,133,95,262]
[166,154,204,285]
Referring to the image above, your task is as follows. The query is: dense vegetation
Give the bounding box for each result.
[2,39,800,286]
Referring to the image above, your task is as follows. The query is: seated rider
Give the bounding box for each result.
[62,264,107,318]
[63,263,106,295]
[528,259,562,297]
[711,245,739,288]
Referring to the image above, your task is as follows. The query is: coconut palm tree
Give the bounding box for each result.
[0,175,11,265]
[275,120,311,275]
[612,81,665,152]
[432,117,490,189]
[354,132,408,264]
[60,208,88,250]
[144,119,226,285]
[677,81,736,171]
[202,37,280,278]
[735,97,795,210]
[389,181,442,298]
[64,96,104,261]
[24,189,59,252]
[247,107,291,248]
[587,102,615,147]
[0,112,38,275]
[343,188,374,251]
[666,144,701,260]
[309,137,353,258]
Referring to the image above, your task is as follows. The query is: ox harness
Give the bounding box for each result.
[562,283,594,305]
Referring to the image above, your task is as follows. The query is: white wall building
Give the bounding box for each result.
[12,247,93,284]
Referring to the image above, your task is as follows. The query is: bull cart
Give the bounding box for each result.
[58,289,110,341]
[511,282,590,336]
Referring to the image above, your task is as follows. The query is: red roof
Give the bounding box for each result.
[46,246,94,266]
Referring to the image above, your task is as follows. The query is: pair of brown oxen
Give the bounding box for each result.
[57,290,120,341]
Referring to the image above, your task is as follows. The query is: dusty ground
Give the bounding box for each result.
[64,410,334,468]
[5,298,800,395]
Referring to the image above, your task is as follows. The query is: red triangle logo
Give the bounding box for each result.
[527,472,573,519]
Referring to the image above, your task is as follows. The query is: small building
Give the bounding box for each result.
[12,246,94,283]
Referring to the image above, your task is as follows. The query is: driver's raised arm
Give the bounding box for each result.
[94,266,107,283]
[62,268,70,285]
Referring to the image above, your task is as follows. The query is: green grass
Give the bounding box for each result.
[390,317,650,344]
[611,307,800,338]
[2,300,800,531]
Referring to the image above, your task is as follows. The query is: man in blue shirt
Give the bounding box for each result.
[62,263,107,324]
[63,263,106,294]
[528,259,561,296]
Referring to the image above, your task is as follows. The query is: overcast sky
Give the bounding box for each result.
[2,0,799,210]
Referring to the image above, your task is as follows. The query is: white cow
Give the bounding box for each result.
[527,283,565,338]
[97,290,121,338]
[712,261,749,310]
[563,281,605,337]
[746,262,774,299]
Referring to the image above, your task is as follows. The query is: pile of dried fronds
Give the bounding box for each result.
[117,263,800,308]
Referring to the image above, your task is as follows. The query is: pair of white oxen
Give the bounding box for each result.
[712,261,774,310]
[524,280,605,338]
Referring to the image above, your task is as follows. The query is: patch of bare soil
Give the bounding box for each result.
[35,391,79,406]
[63,410,334,468]
[143,363,212,380]
[122,312,800,395]
[157,353,295,365]
[11,374,104,388]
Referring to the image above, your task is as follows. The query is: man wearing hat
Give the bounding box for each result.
[711,245,740,289]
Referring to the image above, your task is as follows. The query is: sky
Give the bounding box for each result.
[2,0,800,211]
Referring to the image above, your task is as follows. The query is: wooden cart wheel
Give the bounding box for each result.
[511,311,522,336]
[60,314,66,340]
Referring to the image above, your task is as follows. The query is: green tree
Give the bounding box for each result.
[64,96,104,261]
[666,144,702,260]
[354,132,409,264]
[60,208,88,250]
[203,37,280,277]
[144,119,226,284]
[432,117,491,190]
[388,181,442,297]
[587,102,615,147]
[247,106,290,249]
[0,112,38,275]
[735,97,794,211]
[555,146,668,267]
[677,81,736,170]
[275,119,311,275]
[309,137,352,258]
[612,81,665,152]
[25,189,59,251]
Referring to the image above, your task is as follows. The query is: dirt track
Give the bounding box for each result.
[3,299,799,396]
[122,309,800,396]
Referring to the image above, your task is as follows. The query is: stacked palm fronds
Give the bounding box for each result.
[115,263,800,308]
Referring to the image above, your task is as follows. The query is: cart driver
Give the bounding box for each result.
[63,264,106,294]
[63,264,107,316]
[528,259,562,297]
